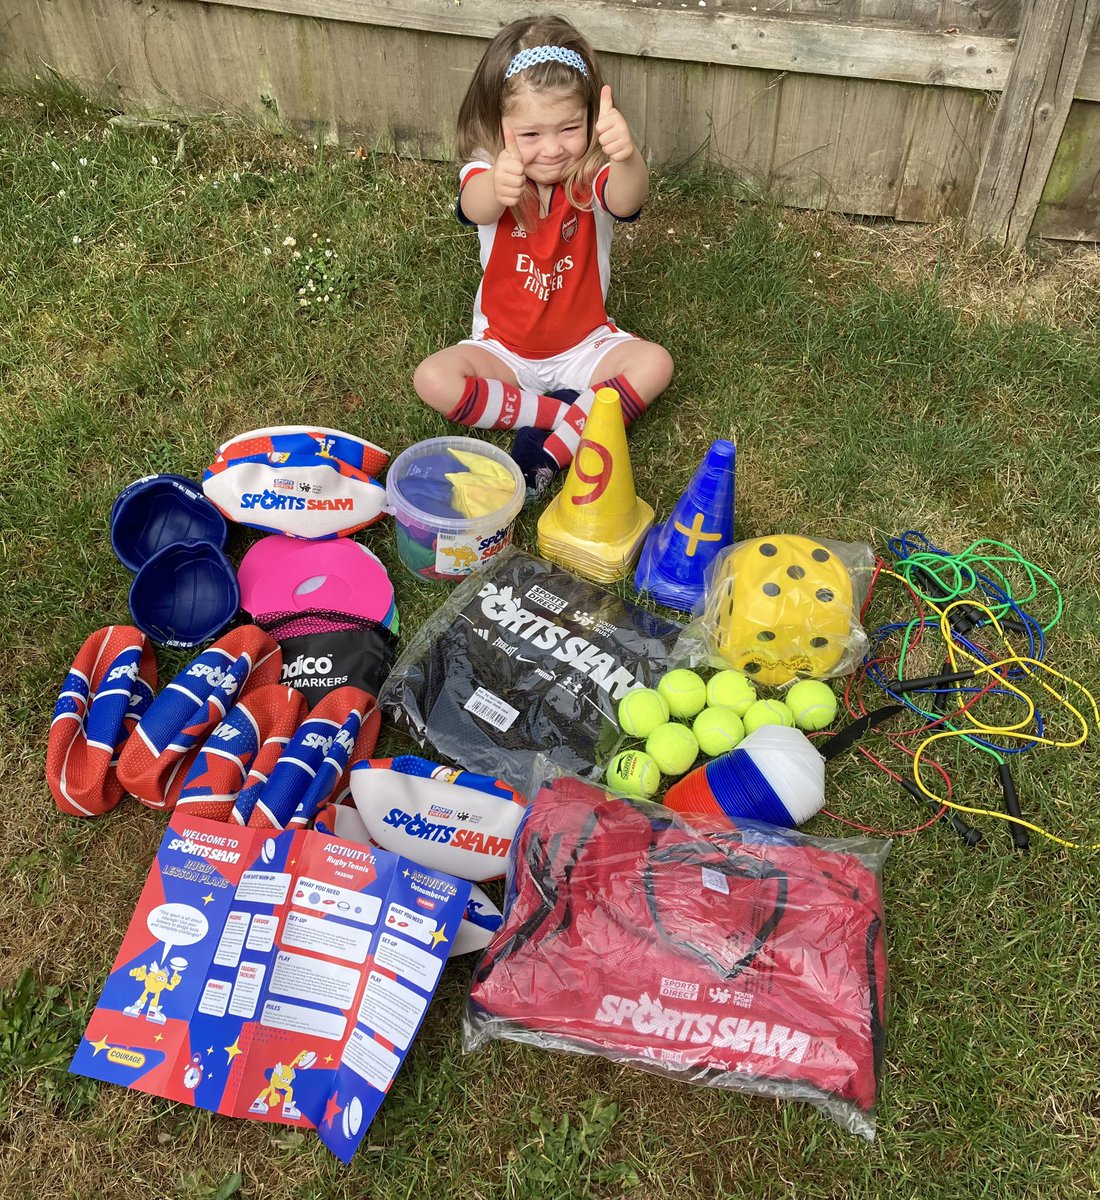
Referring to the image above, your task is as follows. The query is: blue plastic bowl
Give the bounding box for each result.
[128,539,240,648]
[111,473,228,573]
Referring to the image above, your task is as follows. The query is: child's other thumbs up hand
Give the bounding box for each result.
[493,127,527,208]
[595,85,636,163]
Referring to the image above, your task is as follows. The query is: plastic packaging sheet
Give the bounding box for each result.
[378,548,684,791]
[464,758,891,1139]
[679,535,875,686]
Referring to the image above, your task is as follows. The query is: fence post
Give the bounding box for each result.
[966,0,1100,248]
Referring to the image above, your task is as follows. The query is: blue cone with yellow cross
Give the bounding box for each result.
[634,439,736,612]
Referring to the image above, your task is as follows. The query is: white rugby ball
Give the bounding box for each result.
[214,427,388,476]
[324,801,372,845]
[202,460,386,539]
[349,766,525,882]
[449,884,503,959]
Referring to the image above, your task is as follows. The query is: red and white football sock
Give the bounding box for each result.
[447,377,571,431]
[541,375,647,468]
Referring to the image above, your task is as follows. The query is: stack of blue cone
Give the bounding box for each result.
[634,440,736,612]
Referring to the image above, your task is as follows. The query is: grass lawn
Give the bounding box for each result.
[2,82,1099,1199]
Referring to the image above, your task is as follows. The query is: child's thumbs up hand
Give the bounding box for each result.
[493,127,527,208]
[595,85,636,163]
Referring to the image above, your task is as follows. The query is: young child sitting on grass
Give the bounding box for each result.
[412,13,673,501]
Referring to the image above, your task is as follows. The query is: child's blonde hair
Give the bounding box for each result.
[457,14,607,229]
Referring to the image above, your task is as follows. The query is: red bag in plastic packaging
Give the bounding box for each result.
[464,768,890,1138]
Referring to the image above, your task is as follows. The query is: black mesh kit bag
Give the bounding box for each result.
[379,548,684,790]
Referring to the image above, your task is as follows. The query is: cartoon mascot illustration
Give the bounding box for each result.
[123,958,185,1024]
[248,1048,317,1120]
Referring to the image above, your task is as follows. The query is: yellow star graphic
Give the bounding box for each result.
[324,1054,335,1065]
[89,1035,111,1056]
[402,869,410,878]
[429,926,449,948]
[201,892,216,906]
[153,1033,164,1044]
[225,1038,244,1063]
[207,1046,215,1055]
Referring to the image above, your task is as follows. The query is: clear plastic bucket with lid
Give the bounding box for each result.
[385,437,525,583]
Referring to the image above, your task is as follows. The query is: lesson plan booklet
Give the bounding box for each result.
[70,814,470,1162]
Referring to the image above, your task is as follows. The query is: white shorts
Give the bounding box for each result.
[459,324,637,395]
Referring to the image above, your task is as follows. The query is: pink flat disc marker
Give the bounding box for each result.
[238,534,396,626]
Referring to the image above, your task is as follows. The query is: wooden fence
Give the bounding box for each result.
[3,0,1099,242]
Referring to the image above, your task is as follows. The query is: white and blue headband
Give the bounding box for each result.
[504,46,589,81]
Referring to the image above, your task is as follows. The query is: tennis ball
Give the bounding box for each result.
[617,688,670,738]
[656,669,708,719]
[606,750,661,798]
[742,698,795,735]
[706,669,757,717]
[784,679,838,731]
[645,722,700,776]
[692,706,746,757]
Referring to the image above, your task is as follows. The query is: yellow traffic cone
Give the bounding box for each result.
[537,387,654,583]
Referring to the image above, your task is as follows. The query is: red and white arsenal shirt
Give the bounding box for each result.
[458,162,636,359]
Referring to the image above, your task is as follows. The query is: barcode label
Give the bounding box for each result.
[464,687,520,732]
[701,867,729,894]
